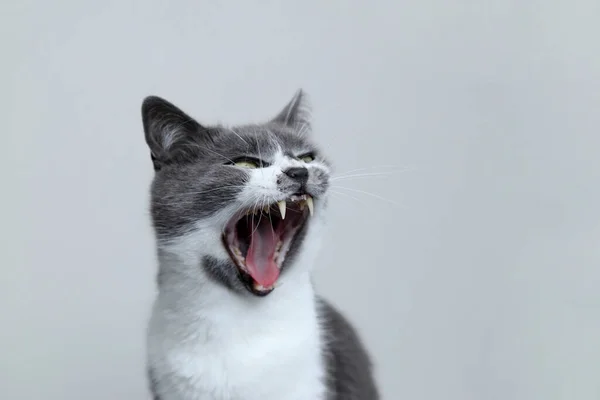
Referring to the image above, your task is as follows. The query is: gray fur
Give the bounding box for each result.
[318,299,380,399]
[141,90,379,399]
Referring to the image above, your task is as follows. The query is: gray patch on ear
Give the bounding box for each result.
[271,89,312,133]
[318,298,380,400]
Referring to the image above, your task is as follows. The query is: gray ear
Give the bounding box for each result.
[271,89,311,132]
[141,96,215,171]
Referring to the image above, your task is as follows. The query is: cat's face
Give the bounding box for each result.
[142,91,331,296]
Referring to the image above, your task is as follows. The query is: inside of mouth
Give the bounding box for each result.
[236,213,282,287]
[225,202,308,290]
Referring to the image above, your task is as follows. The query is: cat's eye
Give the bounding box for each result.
[230,157,267,169]
[299,153,315,163]
[234,160,259,169]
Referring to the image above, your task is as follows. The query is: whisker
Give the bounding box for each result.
[250,197,265,237]
[329,190,370,207]
[333,165,414,179]
[266,129,281,152]
[330,170,412,181]
[199,146,236,164]
[228,127,249,146]
[267,202,276,240]
[331,185,405,208]
[182,185,245,196]
[254,129,265,179]
[164,117,237,164]
[155,186,245,204]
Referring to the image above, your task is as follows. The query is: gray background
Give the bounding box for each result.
[2,1,599,399]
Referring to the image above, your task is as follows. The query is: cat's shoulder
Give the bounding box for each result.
[316,297,380,400]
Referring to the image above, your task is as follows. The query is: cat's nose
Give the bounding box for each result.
[284,167,309,183]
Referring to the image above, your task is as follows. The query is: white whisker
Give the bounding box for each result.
[250,195,265,237]
[329,190,370,207]
[228,127,249,146]
[331,185,405,208]
[254,128,265,178]
[333,165,415,179]
[330,170,411,181]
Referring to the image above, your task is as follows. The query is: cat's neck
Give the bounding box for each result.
[153,257,317,332]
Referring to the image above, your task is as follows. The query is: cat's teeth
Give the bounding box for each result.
[306,196,314,216]
[253,283,274,292]
[277,200,286,219]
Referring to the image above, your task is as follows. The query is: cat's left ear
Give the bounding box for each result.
[271,89,311,134]
[141,96,216,171]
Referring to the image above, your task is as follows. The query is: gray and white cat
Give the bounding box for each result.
[141,90,379,400]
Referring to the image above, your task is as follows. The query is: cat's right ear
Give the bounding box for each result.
[271,89,312,135]
[141,96,213,171]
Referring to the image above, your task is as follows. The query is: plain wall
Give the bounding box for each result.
[2,1,599,399]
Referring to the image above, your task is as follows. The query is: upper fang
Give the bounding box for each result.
[306,196,314,216]
[277,200,286,219]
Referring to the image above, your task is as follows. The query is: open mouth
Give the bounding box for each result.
[222,194,313,296]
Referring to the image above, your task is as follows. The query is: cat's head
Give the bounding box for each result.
[141,90,331,297]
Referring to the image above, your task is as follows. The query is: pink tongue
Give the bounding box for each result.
[246,218,281,287]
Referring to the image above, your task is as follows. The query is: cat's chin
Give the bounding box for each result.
[222,194,313,296]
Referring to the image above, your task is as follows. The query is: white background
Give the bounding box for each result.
[2,1,599,399]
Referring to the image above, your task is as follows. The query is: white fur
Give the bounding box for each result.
[148,151,331,400]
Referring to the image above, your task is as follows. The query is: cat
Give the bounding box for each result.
[141,90,379,400]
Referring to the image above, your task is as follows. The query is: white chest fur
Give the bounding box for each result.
[147,279,327,400]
